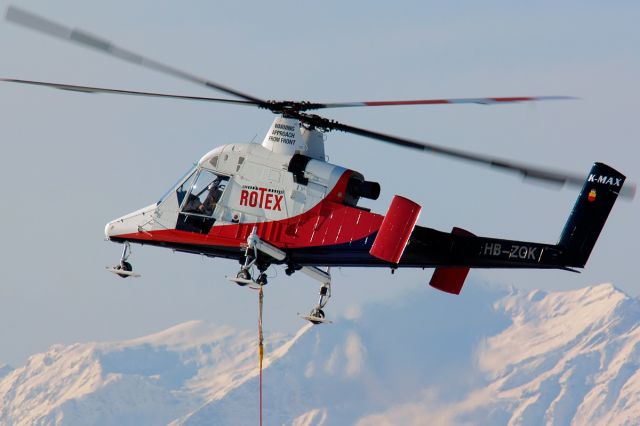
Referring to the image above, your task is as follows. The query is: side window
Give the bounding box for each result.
[181,170,229,217]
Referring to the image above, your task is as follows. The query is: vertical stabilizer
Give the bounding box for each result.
[558,162,625,267]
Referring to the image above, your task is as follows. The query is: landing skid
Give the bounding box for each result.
[227,276,255,286]
[299,313,332,325]
[228,277,267,291]
[107,242,141,278]
[105,266,141,278]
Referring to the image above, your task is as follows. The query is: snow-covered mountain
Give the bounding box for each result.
[2,282,640,425]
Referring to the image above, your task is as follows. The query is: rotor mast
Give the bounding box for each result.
[261,116,325,160]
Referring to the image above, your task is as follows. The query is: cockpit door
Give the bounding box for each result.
[176,169,229,234]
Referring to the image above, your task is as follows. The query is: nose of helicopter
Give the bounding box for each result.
[105,204,158,239]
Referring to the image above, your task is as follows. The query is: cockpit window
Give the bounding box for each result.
[157,166,196,205]
[181,169,229,217]
[175,169,197,206]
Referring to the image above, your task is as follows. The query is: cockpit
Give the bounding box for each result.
[179,169,228,214]
[169,167,230,234]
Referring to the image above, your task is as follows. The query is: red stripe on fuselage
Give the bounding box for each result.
[116,170,384,250]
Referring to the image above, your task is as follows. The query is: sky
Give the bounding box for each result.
[0,0,638,366]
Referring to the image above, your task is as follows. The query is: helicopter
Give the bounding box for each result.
[2,6,633,324]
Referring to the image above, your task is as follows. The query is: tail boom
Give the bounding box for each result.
[399,162,626,294]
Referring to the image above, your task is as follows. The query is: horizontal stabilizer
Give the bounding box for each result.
[370,195,421,264]
[430,267,470,295]
[429,227,475,294]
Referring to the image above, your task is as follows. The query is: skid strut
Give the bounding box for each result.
[300,266,332,324]
[228,227,285,288]
[106,241,141,278]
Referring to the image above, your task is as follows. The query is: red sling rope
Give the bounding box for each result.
[258,284,264,426]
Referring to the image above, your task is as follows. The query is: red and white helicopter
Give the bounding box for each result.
[3,7,633,323]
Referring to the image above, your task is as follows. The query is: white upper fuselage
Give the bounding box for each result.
[191,142,344,223]
[105,117,348,239]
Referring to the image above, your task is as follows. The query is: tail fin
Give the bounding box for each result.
[558,162,625,267]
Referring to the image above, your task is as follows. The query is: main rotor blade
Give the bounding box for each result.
[299,96,576,111]
[0,78,260,106]
[5,6,267,105]
[296,113,635,199]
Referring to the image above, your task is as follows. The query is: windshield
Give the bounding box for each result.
[157,165,197,205]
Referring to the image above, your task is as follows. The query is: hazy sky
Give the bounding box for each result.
[0,0,638,366]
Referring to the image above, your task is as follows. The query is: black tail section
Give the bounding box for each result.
[558,162,625,267]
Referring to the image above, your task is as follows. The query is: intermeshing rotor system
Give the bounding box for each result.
[1,5,634,198]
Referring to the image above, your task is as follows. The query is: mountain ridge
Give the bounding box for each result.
[1,282,639,425]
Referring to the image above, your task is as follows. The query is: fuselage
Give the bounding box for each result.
[103,141,564,271]
[105,117,626,277]
[105,133,391,267]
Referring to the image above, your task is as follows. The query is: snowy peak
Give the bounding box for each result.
[123,320,239,349]
[0,343,103,425]
[472,283,640,426]
[484,283,632,373]
[0,321,292,426]
[501,283,627,325]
